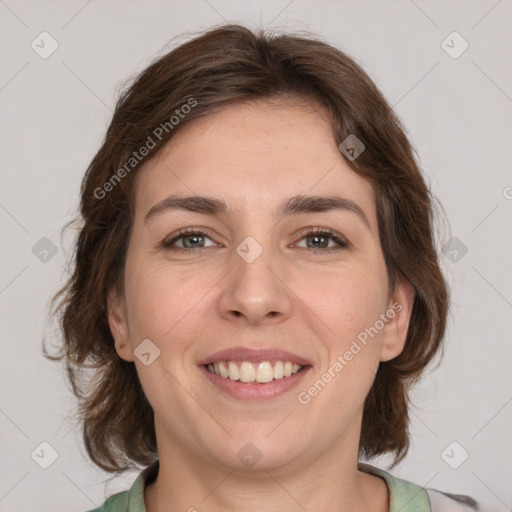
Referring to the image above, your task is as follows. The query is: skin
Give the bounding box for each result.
[108,97,414,512]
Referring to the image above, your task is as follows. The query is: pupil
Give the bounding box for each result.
[309,235,327,248]
[185,234,203,248]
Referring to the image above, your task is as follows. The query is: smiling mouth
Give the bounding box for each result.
[204,360,305,384]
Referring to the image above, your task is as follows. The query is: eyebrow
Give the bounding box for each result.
[144,194,370,228]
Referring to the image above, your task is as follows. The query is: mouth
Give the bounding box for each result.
[198,347,312,400]
[204,360,305,384]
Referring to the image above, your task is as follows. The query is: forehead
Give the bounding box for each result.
[133,99,376,225]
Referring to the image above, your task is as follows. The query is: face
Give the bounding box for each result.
[108,98,413,473]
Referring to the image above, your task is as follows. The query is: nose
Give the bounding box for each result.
[218,245,293,326]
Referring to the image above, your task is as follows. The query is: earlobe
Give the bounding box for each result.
[107,288,134,362]
[380,277,415,363]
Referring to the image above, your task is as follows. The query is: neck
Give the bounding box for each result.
[144,430,388,512]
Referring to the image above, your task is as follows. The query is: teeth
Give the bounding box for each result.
[218,362,229,378]
[228,361,240,381]
[256,361,274,383]
[274,360,284,379]
[205,360,304,383]
[240,361,256,382]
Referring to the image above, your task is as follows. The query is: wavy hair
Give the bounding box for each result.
[46,24,449,472]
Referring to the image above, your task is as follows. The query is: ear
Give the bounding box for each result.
[380,276,415,362]
[107,287,134,362]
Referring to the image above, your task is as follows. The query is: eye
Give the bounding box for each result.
[294,227,349,251]
[161,227,349,253]
[161,228,217,252]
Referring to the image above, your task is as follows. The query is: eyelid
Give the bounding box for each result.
[161,226,350,252]
[161,227,219,249]
[291,226,349,250]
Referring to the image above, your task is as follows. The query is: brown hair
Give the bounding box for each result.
[46,24,448,472]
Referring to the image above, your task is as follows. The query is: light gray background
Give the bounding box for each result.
[1,1,511,511]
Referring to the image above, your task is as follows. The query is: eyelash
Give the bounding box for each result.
[161,227,349,254]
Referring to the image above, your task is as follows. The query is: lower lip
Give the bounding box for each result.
[199,365,311,401]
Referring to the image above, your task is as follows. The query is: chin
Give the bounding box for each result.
[202,433,306,473]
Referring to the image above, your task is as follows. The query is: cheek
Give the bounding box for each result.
[123,258,219,349]
[122,262,211,409]
[300,264,388,403]
[298,272,386,418]
[301,262,388,340]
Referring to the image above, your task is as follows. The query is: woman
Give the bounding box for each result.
[49,24,483,511]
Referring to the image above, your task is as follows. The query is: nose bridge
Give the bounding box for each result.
[218,234,293,324]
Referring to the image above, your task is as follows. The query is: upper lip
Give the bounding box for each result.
[198,347,312,366]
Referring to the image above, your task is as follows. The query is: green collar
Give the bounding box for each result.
[94,460,430,512]
[358,462,430,512]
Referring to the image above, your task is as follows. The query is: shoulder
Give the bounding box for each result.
[85,490,130,512]
[359,463,490,512]
[427,488,509,512]
[426,489,479,511]
[83,461,159,512]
